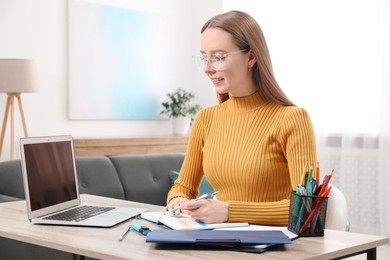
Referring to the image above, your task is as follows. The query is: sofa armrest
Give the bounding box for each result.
[0,160,25,202]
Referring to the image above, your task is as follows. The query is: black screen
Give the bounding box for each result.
[24,141,77,211]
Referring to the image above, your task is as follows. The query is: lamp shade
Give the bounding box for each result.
[0,59,39,93]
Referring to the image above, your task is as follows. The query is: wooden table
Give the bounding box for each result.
[0,194,388,260]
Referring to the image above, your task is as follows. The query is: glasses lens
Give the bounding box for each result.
[192,55,205,70]
[192,55,222,70]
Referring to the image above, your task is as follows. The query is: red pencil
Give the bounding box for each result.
[319,169,333,196]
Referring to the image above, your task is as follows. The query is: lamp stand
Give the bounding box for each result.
[0,93,29,160]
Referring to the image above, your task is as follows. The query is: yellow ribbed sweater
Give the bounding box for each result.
[167,92,317,226]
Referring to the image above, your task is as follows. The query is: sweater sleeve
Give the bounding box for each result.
[166,110,207,203]
[282,107,318,188]
[228,107,317,226]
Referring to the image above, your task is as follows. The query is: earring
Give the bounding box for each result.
[248,66,252,72]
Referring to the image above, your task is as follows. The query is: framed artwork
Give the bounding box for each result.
[68,0,176,120]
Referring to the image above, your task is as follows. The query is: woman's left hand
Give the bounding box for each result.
[181,199,229,224]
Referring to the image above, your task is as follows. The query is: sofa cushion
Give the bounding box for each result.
[75,157,126,200]
[0,160,25,201]
[110,153,184,206]
[169,170,214,195]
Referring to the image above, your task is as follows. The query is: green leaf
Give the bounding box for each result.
[160,88,201,119]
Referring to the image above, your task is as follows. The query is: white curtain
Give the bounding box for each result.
[317,133,382,235]
[378,0,390,238]
[317,0,390,237]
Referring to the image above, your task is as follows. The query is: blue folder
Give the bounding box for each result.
[146,230,291,246]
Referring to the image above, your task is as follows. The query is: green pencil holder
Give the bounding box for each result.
[288,191,329,237]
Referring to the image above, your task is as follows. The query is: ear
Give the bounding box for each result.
[247,50,256,69]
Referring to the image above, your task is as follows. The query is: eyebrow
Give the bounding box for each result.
[200,50,228,55]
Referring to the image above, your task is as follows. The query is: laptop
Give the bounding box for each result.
[20,135,146,227]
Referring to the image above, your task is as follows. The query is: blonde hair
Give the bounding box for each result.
[202,10,294,106]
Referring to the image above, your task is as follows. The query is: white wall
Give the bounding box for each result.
[0,0,221,161]
[1,0,385,161]
[223,0,384,134]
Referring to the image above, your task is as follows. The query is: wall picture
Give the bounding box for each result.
[68,0,176,120]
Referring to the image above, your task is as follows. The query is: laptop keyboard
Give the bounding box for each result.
[43,205,115,222]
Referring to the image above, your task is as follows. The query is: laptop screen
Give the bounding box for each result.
[23,141,77,211]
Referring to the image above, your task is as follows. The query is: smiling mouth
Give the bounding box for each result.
[211,77,224,84]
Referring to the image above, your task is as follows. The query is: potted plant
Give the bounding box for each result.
[160,88,201,135]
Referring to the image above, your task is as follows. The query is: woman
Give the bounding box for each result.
[164,10,317,226]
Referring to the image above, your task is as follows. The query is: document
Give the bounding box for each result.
[140,211,248,230]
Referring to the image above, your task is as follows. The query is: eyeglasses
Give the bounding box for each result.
[192,49,247,71]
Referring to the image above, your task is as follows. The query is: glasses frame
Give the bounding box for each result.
[192,49,248,71]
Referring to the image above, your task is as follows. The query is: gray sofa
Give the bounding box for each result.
[0,153,185,260]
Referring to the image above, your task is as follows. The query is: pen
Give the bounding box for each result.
[118,225,132,241]
[169,191,220,213]
[118,223,152,241]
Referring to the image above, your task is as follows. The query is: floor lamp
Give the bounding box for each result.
[0,59,39,160]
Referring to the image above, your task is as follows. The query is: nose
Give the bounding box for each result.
[203,60,215,73]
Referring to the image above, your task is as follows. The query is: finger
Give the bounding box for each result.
[186,200,202,209]
[184,211,205,222]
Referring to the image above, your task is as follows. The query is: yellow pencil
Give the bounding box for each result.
[300,162,309,185]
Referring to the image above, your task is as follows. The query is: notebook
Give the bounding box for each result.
[141,211,248,230]
[20,135,146,227]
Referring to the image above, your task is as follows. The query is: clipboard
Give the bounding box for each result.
[146,230,291,246]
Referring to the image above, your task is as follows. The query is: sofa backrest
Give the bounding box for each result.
[0,153,185,206]
[75,156,126,200]
[109,153,184,206]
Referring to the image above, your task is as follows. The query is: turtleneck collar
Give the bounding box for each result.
[226,91,265,112]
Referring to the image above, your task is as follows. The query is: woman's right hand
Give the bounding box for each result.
[164,197,189,216]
